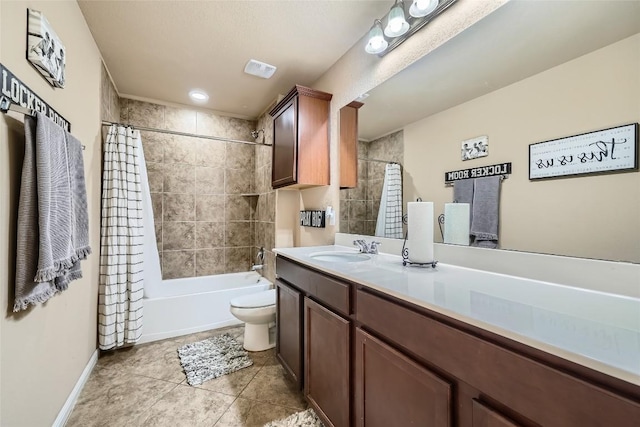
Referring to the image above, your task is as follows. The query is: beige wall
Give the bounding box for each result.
[298,0,507,247]
[403,34,640,263]
[0,2,103,426]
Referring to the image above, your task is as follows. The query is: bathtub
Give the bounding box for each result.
[139,271,273,344]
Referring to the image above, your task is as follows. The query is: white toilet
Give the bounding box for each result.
[229,289,276,351]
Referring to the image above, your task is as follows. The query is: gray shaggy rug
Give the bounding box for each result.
[264,409,324,427]
[177,333,253,386]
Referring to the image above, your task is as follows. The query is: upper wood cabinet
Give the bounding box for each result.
[270,85,333,189]
[339,101,363,189]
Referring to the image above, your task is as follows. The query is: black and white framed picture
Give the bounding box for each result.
[26,9,65,88]
[529,123,639,180]
[461,135,488,161]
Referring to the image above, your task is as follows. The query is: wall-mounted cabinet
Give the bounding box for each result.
[339,101,363,189]
[270,85,332,189]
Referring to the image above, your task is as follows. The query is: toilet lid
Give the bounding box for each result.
[230,289,276,308]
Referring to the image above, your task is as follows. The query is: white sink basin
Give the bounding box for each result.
[309,251,371,263]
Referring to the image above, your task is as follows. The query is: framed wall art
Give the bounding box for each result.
[461,135,488,161]
[529,123,639,180]
[26,9,66,88]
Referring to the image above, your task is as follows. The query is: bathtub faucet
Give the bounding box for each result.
[251,264,263,271]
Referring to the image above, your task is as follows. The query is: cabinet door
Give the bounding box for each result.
[355,328,452,427]
[339,101,363,189]
[304,297,350,427]
[472,400,522,427]
[275,280,303,389]
[272,98,297,188]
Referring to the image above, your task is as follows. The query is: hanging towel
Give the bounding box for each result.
[55,131,91,291]
[470,176,500,248]
[375,163,403,238]
[14,116,58,311]
[13,113,91,311]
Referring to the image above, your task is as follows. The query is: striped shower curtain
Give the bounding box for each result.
[98,125,144,350]
[375,163,403,238]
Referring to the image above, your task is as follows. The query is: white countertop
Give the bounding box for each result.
[274,245,640,387]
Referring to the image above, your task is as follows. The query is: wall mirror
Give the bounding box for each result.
[339,0,640,263]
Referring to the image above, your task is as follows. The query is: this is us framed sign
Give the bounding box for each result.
[529,123,638,180]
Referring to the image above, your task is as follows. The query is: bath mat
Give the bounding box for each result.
[264,409,324,427]
[177,333,253,386]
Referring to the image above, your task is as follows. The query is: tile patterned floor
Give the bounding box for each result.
[67,326,307,427]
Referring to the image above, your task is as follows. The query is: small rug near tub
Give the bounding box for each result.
[264,409,324,427]
[177,333,253,386]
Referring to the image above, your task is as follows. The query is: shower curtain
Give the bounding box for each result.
[98,125,145,350]
[375,163,403,238]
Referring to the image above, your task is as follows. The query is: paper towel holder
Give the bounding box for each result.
[401,198,438,268]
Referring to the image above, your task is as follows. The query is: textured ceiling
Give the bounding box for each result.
[358,0,640,140]
[78,0,390,119]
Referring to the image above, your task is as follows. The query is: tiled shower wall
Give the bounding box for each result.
[100,64,120,122]
[120,98,258,279]
[340,130,404,236]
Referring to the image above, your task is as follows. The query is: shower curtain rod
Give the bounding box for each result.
[101,121,272,146]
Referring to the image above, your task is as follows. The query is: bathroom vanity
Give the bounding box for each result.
[273,246,640,427]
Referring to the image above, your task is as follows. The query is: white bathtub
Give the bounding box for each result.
[140,271,273,344]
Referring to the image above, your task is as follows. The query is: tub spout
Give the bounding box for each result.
[251,264,263,271]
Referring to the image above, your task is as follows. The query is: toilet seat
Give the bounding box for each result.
[230,289,275,309]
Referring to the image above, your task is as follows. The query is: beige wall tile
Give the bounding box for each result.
[195,167,224,195]
[225,169,252,194]
[164,163,195,194]
[162,250,195,279]
[196,194,225,222]
[164,106,197,133]
[163,221,195,251]
[119,98,129,122]
[226,143,254,170]
[226,195,252,221]
[195,222,224,249]
[225,222,253,247]
[195,138,226,168]
[164,135,196,165]
[224,247,251,273]
[164,194,195,221]
[196,111,225,137]
[139,130,165,163]
[127,99,164,128]
[195,249,225,276]
[146,162,164,193]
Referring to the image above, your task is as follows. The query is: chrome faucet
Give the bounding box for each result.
[353,239,381,254]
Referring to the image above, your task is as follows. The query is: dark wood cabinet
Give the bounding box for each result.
[339,101,363,189]
[355,328,452,427]
[270,85,332,189]
[304,298,350,427]
[275,279,303,389]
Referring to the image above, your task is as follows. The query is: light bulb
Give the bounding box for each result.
[365,20,388,54]
[384,1,410,38]
[409,0,438,18]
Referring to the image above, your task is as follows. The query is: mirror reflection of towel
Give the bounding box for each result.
[470,176,500,248]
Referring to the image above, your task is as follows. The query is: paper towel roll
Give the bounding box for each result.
[444,203,470,246]
[408,201,434,263]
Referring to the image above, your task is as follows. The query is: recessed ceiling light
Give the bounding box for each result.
[189,90,209,102]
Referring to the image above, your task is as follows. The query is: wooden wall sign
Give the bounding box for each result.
[529,123,638,180]
[300,210,326,228]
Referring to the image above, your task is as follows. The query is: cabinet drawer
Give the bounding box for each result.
[357,289,640,427]
[276,257,350,315]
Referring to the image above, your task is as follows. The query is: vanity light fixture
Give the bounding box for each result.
[384,0,410,38]
[365,0,457,57]
[409,0,439,18]
[365,20,388,55]
[189,90,209,103]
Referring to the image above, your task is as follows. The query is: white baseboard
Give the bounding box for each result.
[52,349,98,427]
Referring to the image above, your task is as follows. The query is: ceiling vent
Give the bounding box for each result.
[244,59,277,79]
